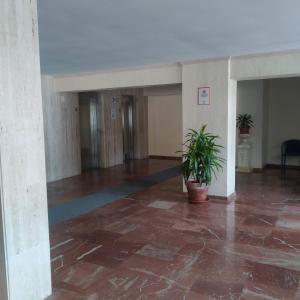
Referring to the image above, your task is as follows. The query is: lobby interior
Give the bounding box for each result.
[2,1,300,300]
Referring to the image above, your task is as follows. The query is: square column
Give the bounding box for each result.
[0,1,52,299]
[182,59,237,198]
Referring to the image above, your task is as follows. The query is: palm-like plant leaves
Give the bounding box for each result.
[181,125,224,186]
[236,114,254,129]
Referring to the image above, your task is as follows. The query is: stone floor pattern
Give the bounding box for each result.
[48,168,300,299]
[47,159,179,207]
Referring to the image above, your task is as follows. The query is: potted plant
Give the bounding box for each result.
[236,114,254,135]
[181,125,224,204]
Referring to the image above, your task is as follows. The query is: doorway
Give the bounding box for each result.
[236,77,300,177]
[122,95,135,161]
[79,92,100,171]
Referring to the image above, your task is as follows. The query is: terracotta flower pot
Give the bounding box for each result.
[239,127,250,134]
[186,181,209,204]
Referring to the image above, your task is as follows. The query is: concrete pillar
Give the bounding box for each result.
[0,1,52,299]
[182,59,237,197]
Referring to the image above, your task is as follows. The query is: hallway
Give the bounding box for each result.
[4,1,300,298]
[47,159,180,225]
[47,159,180,208]
[48,167,300,299]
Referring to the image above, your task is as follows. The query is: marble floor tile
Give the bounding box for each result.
[51,238,103,273]
[276,215,300,230]
[83,240,145,268]
[243,213,278,227]
[85,266,189,299]
[147,200,178,209]
[47,282,98,300]
[191,280,244,299]
[264,228,300,253]
[53,261,106,290]
[136,243,181,261]
[47,159,180,207]
[48,162,300,299]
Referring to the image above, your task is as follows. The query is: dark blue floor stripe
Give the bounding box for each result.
[48,166,180,225]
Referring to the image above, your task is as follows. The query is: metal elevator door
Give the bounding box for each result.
[122,96,135,161]
[79,93,100,170]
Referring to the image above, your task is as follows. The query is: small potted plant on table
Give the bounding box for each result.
[181,125,224,204]
[236,114,254,135]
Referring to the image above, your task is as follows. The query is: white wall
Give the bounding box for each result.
[182,60,236,197]
[265,77,300,166]
[144,84,182,97]
[148,95,182,157]
[231,50,300,80]
[55,63,181,92]
[41,76,81,182]
[54,50,300,93]
[237,80,264,169]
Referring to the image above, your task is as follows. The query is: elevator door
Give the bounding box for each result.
[122,96,135,161]
[79,93,100,170]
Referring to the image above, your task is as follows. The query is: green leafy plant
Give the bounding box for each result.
[180,125,224,186]
[236,114,254,129]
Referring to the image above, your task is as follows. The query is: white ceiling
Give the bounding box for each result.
[38,0,300,75]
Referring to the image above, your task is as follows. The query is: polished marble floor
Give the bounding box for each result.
[47,166,300,299]
[47,159,180,207]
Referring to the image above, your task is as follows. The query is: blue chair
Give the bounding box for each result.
[281,140,300,171]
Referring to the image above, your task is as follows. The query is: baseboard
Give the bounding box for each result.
[265,164,300,170]
[253,168,264,173]
[149,155,182,161]
[183,188,236,202]
[208,192,236,202]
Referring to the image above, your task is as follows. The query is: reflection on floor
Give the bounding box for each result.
[47,159,180,207]
[48,168,300,299]
[48,164,180,225]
